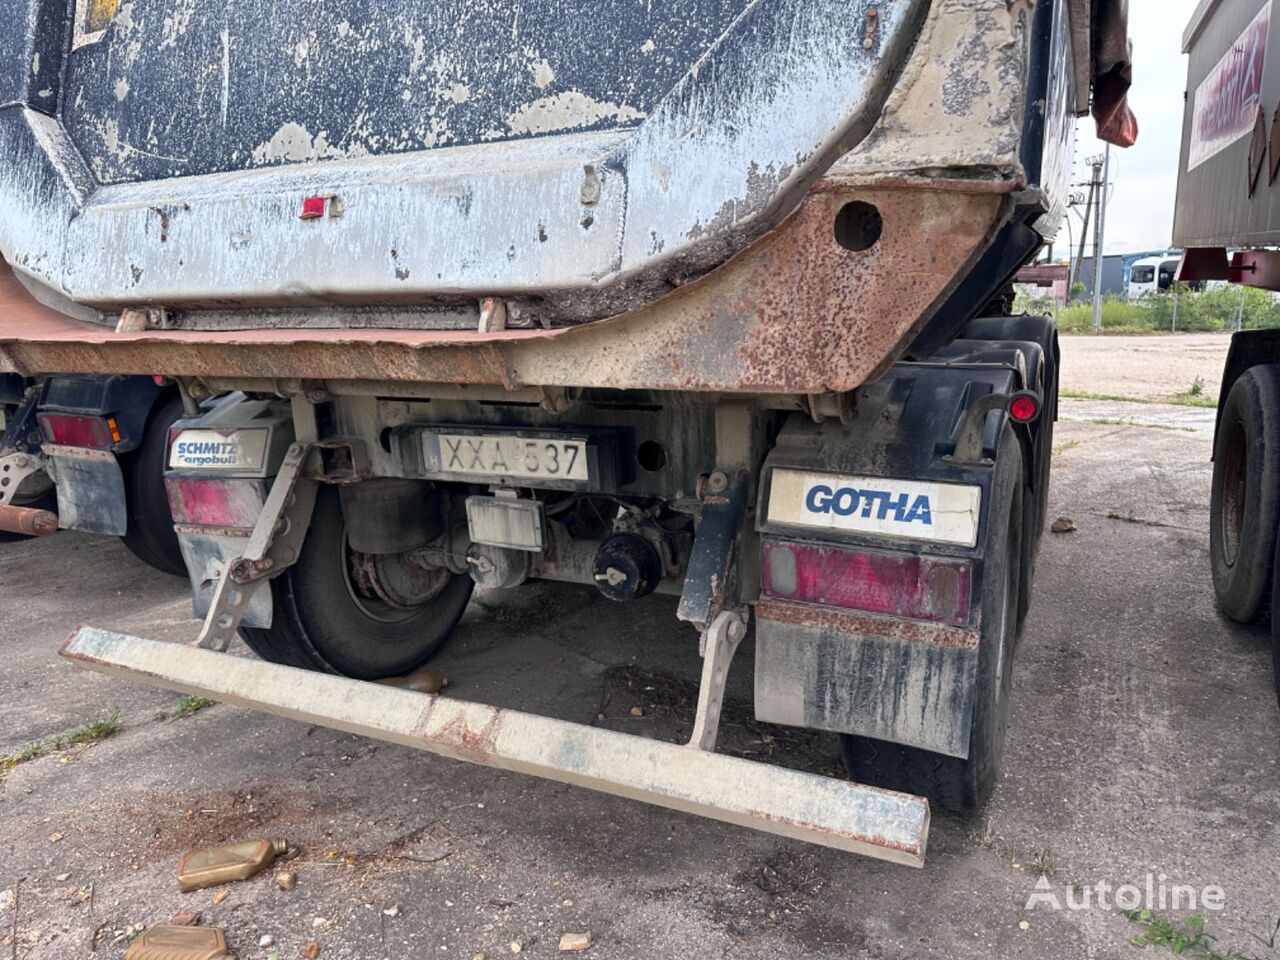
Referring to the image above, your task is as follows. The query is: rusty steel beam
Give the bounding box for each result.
[61,626,930,865]
[0,503,58,536]
[0,176,1014,396]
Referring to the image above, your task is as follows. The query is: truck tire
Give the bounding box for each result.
[1272,550,1280,708]
[240,486,473,680]
[841,425,1023,813]
[120,393,187,576]
[1210,365,1280,623]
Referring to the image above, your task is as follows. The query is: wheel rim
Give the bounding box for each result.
[1220,420,1247,568]
[339,533,429,628]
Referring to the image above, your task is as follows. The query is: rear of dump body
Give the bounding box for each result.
[0,0,1095,394]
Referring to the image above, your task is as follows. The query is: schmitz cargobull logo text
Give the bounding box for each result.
[174,440,242,467]
[805,484,933,526]
[168,429,268,471]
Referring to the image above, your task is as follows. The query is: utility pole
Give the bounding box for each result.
[1090,144,1111,333]
[1068,172,1098,294]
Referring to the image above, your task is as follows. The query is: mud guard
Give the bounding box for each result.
[753,359,1030,758]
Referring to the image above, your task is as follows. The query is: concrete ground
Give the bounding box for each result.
[2,336,1278,960]
[1058,332,1231,402]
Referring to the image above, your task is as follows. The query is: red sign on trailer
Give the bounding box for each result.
[1188,1,1272,170]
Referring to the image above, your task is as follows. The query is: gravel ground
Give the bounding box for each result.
[1058,332,1231,402]
[1,336,1277,960]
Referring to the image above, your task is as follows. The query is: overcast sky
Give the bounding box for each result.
[1071,0,1198,255]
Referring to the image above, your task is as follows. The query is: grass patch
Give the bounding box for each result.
[172,696,215,719]
[1029,848,1054,878]
[64,711,123,746]
[0,710,123,776]
[1063,388,1217,410]
[1168,392,1218,409]
[1062,389,1156,404]
[1053,438,1084,455]
[1124,910,1280,960]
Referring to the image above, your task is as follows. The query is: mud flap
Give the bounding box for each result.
[45,444,126,535]
[754,602,979,758]
[61,627,931,866]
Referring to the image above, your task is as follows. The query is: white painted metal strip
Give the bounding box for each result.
[61,627,929,865]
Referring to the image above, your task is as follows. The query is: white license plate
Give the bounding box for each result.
[426,433,590,483]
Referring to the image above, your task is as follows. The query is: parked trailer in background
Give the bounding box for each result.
[1176,0,1280,706]
[0,369,186,571]
[0,0,1135,861]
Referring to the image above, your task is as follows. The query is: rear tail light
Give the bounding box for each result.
[37,413,113,449]
[1008,392,1040,423]
[165,477,265,528]
[762,540,972,627]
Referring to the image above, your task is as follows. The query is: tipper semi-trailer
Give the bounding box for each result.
[1175,0,1280,709]
[0,0,1136,864]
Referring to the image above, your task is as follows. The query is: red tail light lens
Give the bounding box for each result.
[1008,393,1039,423]
[165,477,265,528]
[762,540,972,626]
[37,412,112,449]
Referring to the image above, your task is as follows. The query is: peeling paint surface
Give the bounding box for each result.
[837,0,1034,178]
[58,0,756,184]
[505,91,646,137]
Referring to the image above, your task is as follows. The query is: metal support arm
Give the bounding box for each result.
[192,442,318,651]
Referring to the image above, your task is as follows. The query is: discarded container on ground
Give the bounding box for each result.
[178,838,288,892]
[124,925,232,960]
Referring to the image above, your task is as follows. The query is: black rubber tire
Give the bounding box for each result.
[841,425,1023,813]
[1016,475,1036,629]
[1272,542,1280,710]
[240,486,473,680]
[119,393,187,576]
[1210,365,1280,624]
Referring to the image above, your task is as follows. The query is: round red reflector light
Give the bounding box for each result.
[1009,395,1039,422]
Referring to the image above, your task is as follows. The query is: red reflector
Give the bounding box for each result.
[300,196,327,220]
[165,477,265,528]
[1009,395,1039,423]
[37,412,112,449]
[152,375,169,386]
[762,540,971,626]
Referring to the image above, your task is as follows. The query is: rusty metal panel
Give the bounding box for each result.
[62,626,931,865]
[754,599,980,758]
[0,177,1014,395]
